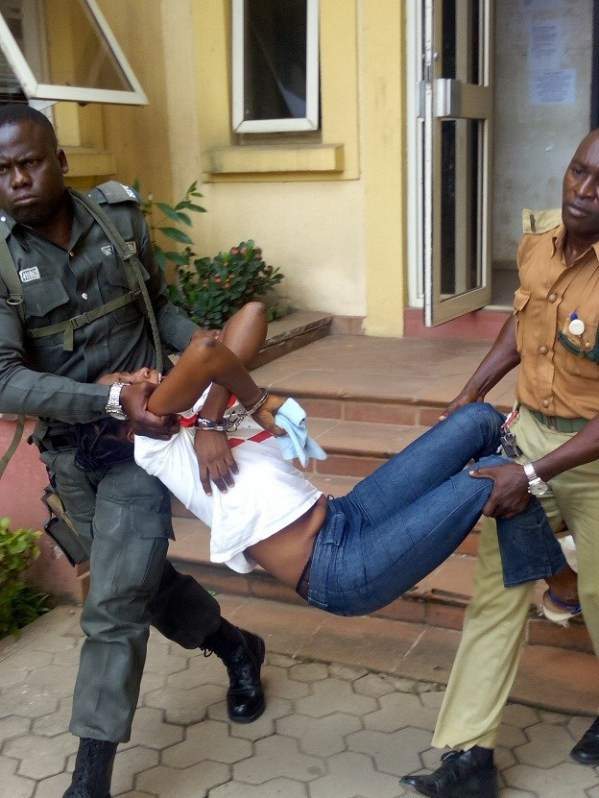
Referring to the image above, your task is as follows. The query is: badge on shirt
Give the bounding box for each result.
[101,244,114,256]
[126,240,137,254]
[19,266,40,283]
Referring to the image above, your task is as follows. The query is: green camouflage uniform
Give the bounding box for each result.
[0,182,220,742]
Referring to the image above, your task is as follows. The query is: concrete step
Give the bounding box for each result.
[168,514,591,656]
[252,310,333,368]
[251,334,517,420]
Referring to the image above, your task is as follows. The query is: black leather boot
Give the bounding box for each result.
[571,716,599,765]
[400,748,498,797]
[63,738,117,798]
[203,622,266,723]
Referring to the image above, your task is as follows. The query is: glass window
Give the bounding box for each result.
[232,0,319,133]
[0,0,147,105]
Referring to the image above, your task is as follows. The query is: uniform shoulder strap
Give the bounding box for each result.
[0,235,24,323]
[72,190,163,373]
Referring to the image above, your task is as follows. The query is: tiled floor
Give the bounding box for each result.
[1,606,598,798]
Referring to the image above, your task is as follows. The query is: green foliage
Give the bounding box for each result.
[170,241,285,329]
[0,517,49,638]
[135,181,287,329]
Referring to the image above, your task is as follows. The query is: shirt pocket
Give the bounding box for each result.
[512,287,531,353]
[23,277,70,321]
[558,316,599,380]
[103,260,149,326]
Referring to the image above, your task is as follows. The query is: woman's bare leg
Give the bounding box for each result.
[146,303,268,416]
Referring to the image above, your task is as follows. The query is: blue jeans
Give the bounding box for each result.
[306,403,567,617]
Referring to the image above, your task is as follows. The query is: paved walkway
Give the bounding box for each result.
[1,607,598,798]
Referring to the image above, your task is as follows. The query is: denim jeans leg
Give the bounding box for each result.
[473,455,567,587]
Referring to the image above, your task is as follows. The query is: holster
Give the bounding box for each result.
[41,485,89,566]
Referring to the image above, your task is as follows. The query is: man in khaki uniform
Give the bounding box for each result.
[402,130,599,798]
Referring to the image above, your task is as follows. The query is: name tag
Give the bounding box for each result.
[19,267,40,283]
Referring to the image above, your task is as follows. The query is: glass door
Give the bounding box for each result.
[422,0,494,325]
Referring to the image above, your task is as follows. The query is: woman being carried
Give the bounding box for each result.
[95,303,574,618]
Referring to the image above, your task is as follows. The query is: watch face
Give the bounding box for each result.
[530,482,550,497]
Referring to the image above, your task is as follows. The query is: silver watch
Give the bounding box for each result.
[522,462,550,497]
[105,382,128,421]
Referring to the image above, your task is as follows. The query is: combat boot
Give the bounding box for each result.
[202,620,266,723]
[400,747,497,797]
[63,738,117,798]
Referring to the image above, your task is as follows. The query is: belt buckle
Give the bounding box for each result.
[546,414,558,431]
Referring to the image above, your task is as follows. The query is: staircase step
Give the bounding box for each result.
[251,334,517,420]
[251,310,333,368]
[168,517,591,656]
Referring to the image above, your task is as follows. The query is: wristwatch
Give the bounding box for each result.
[105,382,128,421]
[522,462,550,497]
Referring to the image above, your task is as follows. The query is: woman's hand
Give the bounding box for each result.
[194,429,238,495]
[252,394,286,436]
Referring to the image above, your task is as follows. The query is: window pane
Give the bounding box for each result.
[0,0,133,92]
[243,0,307,121]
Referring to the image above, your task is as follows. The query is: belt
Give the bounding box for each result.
[528,408,588,433]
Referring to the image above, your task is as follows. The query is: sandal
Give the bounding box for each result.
[541,588,582,626]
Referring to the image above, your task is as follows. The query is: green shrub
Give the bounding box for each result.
[136,181,287,328]
[0,518,48,638]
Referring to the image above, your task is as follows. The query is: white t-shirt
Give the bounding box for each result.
[133,392,322,573]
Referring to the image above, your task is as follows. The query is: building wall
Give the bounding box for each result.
[493,0,593,268]
[68,1,408,335]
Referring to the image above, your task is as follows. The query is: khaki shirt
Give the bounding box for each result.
[0,185,198,430]
[515,225,599,419]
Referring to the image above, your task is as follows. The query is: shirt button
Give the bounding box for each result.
[0,216,6,222]
[538,345,548,354]
[542,398,551,407]
[81,292,88,300]
[68,250,75,258]
[548,293,558,302]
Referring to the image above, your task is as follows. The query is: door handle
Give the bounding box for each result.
[433,79,492,120]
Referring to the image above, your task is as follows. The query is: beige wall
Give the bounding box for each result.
[93,0,407,334]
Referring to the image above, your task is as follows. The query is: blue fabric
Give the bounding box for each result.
[305,403,567,617]
[275,398,327,467]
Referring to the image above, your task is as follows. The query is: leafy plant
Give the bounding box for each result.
[170,241,285,329]
[136,181,287,328]
[0,517,49,638]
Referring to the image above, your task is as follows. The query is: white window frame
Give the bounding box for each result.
[232,0,319,133]
[0,0,147,106]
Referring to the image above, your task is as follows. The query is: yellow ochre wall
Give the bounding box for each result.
[89,0,407,336]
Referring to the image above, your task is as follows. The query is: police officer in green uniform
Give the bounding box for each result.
[0,105,266,798]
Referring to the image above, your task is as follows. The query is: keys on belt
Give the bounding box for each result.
[500,409,522,459]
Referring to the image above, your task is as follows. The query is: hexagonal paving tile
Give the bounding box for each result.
[502,704,540,729]
[135,761,230,798]
[121,707,184,751]
[0,754,35,797]
[162,720,252,767]
[141,646,188,677]
[309,751,403,798]
[167,654,229,690]
[294,678,377,719]
[32,697,73,737]
[0,649,53,688]
[210,777,308,797]
[347,726,431,777]
[144,684,224,724]
[33,771,72,798]
[289,662,329,683]
[504,762,599,797]
[261,665,311,700]
[111,745,159,795]
[328,663,368,681]
[25,665,79,699]
[209,697,293,741]
[0,683,58,719]
[354,673,403,699]
[363,691,437,733]
[233,735,325,783]
[4,732,78,779]
[0,715,30,745]
[277,712,362,757]
[514,722,576,768]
